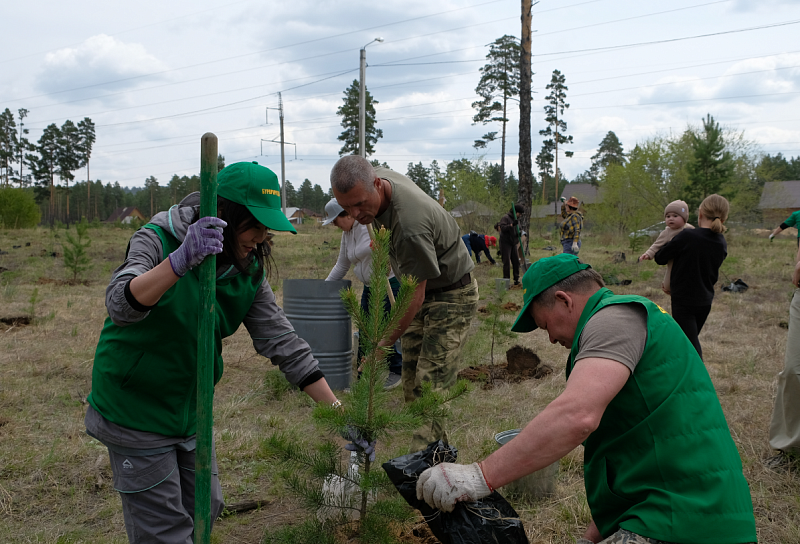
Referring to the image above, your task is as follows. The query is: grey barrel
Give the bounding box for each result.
[283,279,353,391]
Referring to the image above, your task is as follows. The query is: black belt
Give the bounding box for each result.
[426,273,471,295]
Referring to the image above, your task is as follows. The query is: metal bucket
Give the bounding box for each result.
[283,279,353,390]
[495,278,510,295]
[494,429,558,499]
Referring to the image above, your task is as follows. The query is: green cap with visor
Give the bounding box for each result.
[511,253,592,332]
[217,161,297,234]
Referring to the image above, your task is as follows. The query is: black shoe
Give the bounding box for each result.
[384,372,402,390]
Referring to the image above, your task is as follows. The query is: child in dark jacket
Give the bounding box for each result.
[655,194,729,360]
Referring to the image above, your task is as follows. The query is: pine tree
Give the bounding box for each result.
[57,120,82,224]
[0,108,19,187]
[336,79,383,157]
[284,180,297,207]
[517,0,534,241]
[63,217,92,281]
[263,227,468,543]
[589,131,625,184]
[471,34,521,190]
[538,69,574,204]
[405,161,434,197]
[312,184,326,213]
[684,114,733,210]
[14,109,31,188]
[77,118,96,219]
[299,179,314,210]
[28,123,61,225]
[144,176,159,218]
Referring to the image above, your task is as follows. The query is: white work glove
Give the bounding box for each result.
[571,241,579,253]
[416,462,491,512]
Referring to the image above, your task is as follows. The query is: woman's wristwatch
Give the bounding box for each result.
[331,400,342,409]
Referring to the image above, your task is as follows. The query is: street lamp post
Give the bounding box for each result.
[359,37,383,158]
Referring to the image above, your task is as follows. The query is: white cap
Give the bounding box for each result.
[322,198,345,226]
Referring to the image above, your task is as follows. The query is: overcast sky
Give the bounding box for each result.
[2,0,799,190]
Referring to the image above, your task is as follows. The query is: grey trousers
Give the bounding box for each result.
[108,445,224,543]
[770,288,800,453]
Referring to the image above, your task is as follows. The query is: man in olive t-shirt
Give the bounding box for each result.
[331,155,479,450]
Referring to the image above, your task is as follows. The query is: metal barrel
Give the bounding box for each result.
[494,428,558,498]
[283,279,353,390]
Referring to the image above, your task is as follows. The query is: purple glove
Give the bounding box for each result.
[168,216,227,277]
[343,427,376,462]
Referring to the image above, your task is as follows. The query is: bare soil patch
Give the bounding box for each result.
[0,315,32,330]
[459,345,553,389]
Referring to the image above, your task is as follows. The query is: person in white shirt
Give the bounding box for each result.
[324,198,402,389]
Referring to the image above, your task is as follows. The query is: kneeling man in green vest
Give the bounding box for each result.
[416,254,757,544]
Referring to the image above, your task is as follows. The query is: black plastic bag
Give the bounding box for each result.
[722,278,748,293]
[383,441,529,544]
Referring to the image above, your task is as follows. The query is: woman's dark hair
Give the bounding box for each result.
[511,204,525,215]
[192,196,274,279]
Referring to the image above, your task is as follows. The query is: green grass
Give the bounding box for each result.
[0,223,798,542]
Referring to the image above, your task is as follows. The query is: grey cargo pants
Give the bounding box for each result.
[108,444,224,543]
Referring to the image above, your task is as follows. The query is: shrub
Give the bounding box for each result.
[0,188,40,229]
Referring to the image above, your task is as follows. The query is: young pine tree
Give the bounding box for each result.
[263,227,469,543]
[63,217,92,281]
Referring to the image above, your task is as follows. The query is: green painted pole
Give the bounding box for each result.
[195,132,218,544]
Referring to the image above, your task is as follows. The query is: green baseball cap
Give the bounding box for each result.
[511,254,592,332]
[217,161,297,233]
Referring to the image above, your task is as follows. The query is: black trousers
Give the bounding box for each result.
[500,240,519,282]
[475,247,496,264]
[671,302,711,360]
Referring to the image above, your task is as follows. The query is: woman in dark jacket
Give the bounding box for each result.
[655,194,729,359]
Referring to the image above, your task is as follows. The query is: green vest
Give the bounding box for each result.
[568,289,756,543]
[88,224,263,437]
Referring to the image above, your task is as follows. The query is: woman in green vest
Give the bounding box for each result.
[85,162,340,544]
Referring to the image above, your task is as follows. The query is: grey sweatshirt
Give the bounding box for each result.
[104,192,320,388]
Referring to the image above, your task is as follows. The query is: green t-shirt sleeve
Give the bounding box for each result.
[784,211,800,229]
[394,233,441,282]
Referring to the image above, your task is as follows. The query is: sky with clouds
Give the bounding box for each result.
[2,0,799,190]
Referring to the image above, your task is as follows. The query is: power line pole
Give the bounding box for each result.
[359,38,383,158]
[279,93,286,214]
[263,95,297,214]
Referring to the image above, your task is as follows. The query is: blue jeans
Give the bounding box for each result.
[359,278,402,375]
[561,239,581,255]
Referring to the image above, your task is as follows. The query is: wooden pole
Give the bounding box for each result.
[195,132,218,544]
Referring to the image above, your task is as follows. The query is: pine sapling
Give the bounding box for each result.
[63,217,92,282]
[262,226,470,543]
[479,288,517,387]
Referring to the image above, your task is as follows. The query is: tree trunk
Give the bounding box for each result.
[87,160,90,221]
[517,0,533,239]
[49,172,55,227]
[501,95,507,193]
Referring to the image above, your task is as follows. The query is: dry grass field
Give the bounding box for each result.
[0,222,798,543]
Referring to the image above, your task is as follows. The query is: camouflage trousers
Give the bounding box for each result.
[577,527,756,544]
[401,278,479,451]
[576,529,676,544]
